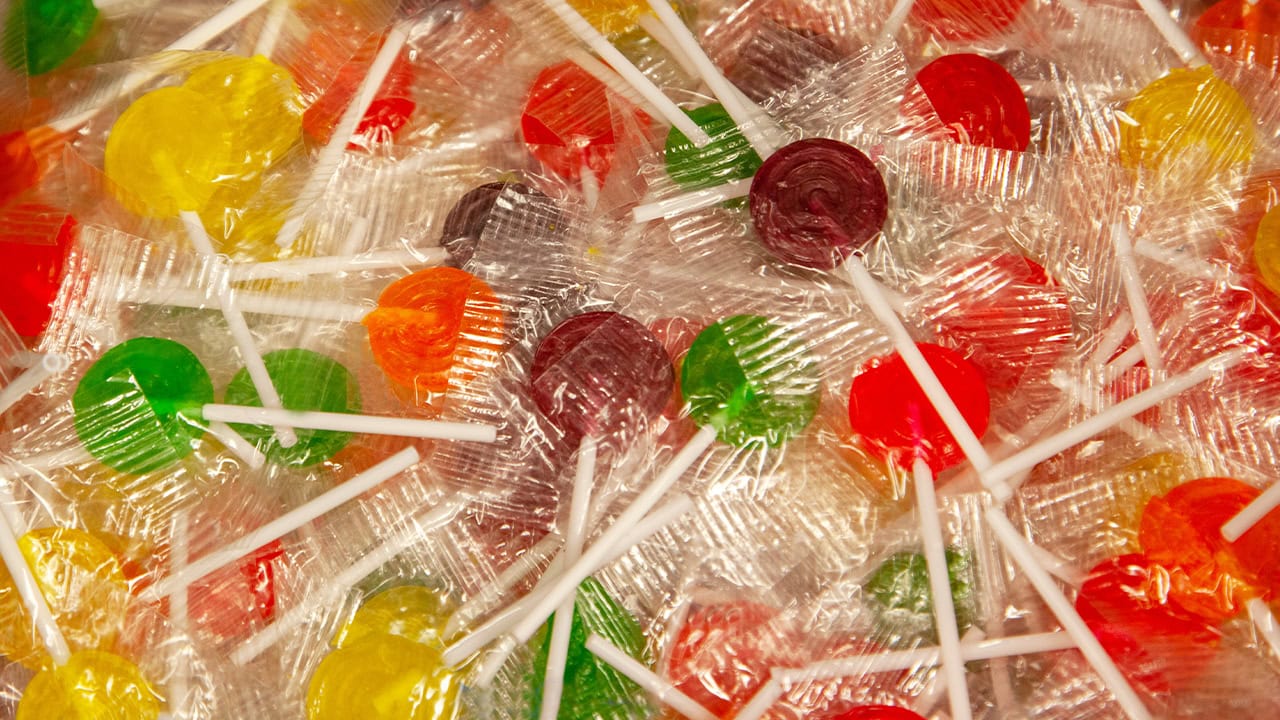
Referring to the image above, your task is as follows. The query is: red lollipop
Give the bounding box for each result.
[909,0,1028,41]
[521,61,650,186]
[830,707,926,720]
[929,253,1072,392]
[1075,554,1221,697]
[0,204,77,336]
[848,343,990,473]
[530,311,674,449]
[902,54,1031,153]
[300,32,417,150]
[749,138,888,270]
[1194,0,1280,69]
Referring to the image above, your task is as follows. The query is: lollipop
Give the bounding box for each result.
[1194,0,1280,69]
[0,205,77,337]
[300,30,417,150]
[440,181,566,268]
[864,549,977,644]
[907,0,1027,41]
[362,266,505,405]
[2,0,97,76]
[664,104,764,191]
[1253,205,1280,296]
[901,54,1031,153]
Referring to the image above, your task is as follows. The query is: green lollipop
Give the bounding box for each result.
[3,0,98,76]
[73,337,214,475]
[223,349,360,467]
[865,549,977,645]
[680,314,820,448]
[664,103,763,191]
[527,578,651,720]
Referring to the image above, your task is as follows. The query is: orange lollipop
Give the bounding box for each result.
[1194,0,1280,70]
[363,267,504,405]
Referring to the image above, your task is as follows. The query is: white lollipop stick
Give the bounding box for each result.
[982,349,1246,490]
[535,0,710,147]
[0,353,68,416]
[912,459,971,720]
[146,447,419,600]
[1132,0,1209,68]
[506,427,715,647]
[1048,371,1165,452]
[1133,241,1240,285]
[843,259,995,475]
[635,15,702,79]
[1103,345,1146,383]
[182,211,299,449]
[1222,481,1280,541]
[0,485,71,666]
[1111,224,1165,378]
[1089,312,1135,370]
[1247,597,1280,659]
[275,24,410,248]
[632,178,752,223]
[47,0,275,133]
[566,49,664,120]
[228,248,449,282]
[205,421,268,469]
[876,0,914,48]
[731,678,785,720]
[462,493,698,685]
[201,405,498,443]
[984,509,1152,720]
[642,0,780,158]
[129,286,372,322]
[253,0,290,57]
[586,633,717,720]
[539,438,597,720]
[444,531,564,639]
[169,512,190,718]
[231,497,460,665]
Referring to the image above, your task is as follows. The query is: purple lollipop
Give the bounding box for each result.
[530,312,674,449]
[749,138,888,270]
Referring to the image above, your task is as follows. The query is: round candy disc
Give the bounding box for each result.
[565,0,646,36]
[73,337,214,474]
[522,61,648,185]
[833,707,927,720]
[0,528,128,670]
[363,267,504,403]
[3,0,97,76]
[104,86,233,217]
[528,577,649,720]
[182,54,303,180]
[0,204,76,336]
[664,103,763,190]
[666,601,799,718]
[1139,477,1280,621]
[440,182,565,267]
[902,54,1031,153]
[1194,0,1280,69]
[306,633,460,720]
[1117,66,1254,184]
[749,138,888,270]
[908,0,1026,40]
[16,650,160,720]
[1,130,39,206]
[1075,553,1221,695]
[223,348,361,467]
[333,585,452,651]
[530,311,674,448]
[864,549,976,644]
[1252,205,1280,296]
[848,343,990,473]
[681,315,820,448]
[302,32,417,150]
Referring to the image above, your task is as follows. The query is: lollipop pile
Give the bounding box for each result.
[3,0,1280,718]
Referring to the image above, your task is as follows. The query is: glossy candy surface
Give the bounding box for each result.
[440,182,565,267]
[681,315,820,447]
[903,54,1030,153]
[4,0,97,76]
[531,311,674,448]
[864,549,976,643]
[16,650,160,720]
[224,348,361,467]
[664,103,763,190]
[749,138,887,270]
[848,344,990,472]
[73,337,214,474]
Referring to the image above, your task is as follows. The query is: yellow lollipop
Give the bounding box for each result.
[332,585,452,650]
[16,649,161,720]
[104,86,234,217]
[0,528,129,670]
[1118,66,1255,185]
[1253,205,1280,296]
[1104,452,1192,552]
[182,54,304,190]
[306,633,461,720]
[567,0,650,36]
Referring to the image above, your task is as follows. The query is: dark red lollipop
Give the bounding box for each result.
[1075,554,1222,697]
[749,138,888,270]
[909,0,1027,41]
[530,311,674,449]
[440,182,565,267]
[724,20,844,104]
[848,343,989,473]
[902,54,1031,153]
